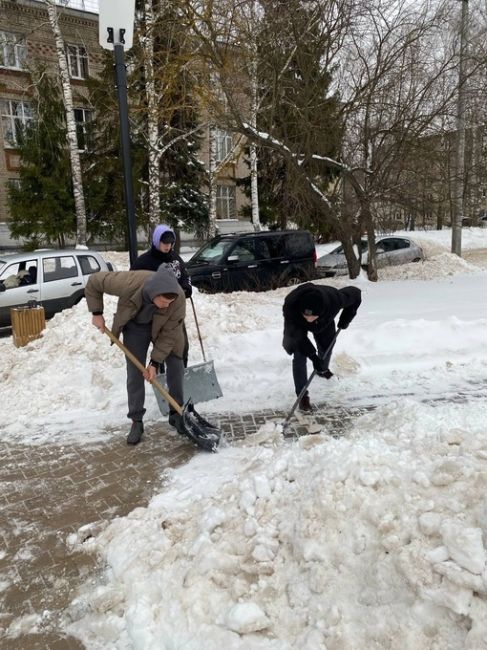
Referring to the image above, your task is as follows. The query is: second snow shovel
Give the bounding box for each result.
[104,328,221,452]
[154,296,223,415]
[282,328,341,434]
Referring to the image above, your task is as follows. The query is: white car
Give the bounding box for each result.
[317,236,424,277]
[0,249,113,327]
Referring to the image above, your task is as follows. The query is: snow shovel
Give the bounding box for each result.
[154,297,223,416]
[282,328,341,434]
[103,328,221,452]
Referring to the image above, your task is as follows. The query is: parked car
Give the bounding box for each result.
[317,236,424,277]
[0,249,114,327]
[187,230,317,293]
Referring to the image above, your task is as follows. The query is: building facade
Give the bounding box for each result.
[0,0,249,250]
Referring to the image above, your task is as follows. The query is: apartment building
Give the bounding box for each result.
[0,0,249,249]
[0,0,104,246]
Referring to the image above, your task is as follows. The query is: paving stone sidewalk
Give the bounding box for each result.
[0,405,366,649]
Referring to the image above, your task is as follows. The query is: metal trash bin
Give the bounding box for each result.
[10,304,46,348]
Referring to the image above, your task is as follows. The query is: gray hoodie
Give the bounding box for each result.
[136,264,182,324]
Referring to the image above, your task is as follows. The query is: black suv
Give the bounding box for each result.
[187,230,316,293]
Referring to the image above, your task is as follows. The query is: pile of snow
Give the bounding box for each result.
[65,398,487,649]
[379,252,480,281]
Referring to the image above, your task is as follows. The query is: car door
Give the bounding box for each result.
[378,238,411,267]
[222,238,262,291]
[75,253,105,285]
[375,238,398,267]
[40,254,83,316]
[0,257,40,327]
[391,238,413,265]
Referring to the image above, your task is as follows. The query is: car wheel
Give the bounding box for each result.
[285,275,301,287]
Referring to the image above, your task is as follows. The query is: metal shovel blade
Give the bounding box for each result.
[180,399,221,452]
[152,360,223,416]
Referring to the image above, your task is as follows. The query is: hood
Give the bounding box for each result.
[152,224,175,248]
[142,264,181,301]
[299,288,326,316]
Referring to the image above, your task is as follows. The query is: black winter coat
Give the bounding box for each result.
[283,283,361,358]
[131,246,192,298]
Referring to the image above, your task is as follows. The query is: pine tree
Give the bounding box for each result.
[240,0,342,237]
[7,69,75,248]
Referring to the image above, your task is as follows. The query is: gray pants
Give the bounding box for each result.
[123,320,184,421]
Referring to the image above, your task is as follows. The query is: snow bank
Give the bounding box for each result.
[65,398,487,649]
[379,252,480,281]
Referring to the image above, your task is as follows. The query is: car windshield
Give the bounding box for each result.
[190,239,234,263]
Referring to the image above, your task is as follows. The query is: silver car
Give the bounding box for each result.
[317,236,424,277]
[0,249,113,327]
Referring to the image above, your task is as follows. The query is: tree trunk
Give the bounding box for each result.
[249,1,261,232]
[340,238,361,279]
[46,1,87,248]
[143,0,161,227]
[208,124,217,237]
[363,205,378,282]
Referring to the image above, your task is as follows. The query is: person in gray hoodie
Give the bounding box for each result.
[86,264,186,445]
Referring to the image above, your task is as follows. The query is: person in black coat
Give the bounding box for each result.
[282,282,362,411]
[131,224,192,366]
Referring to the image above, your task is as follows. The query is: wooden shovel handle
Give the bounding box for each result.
[103,327,182,415]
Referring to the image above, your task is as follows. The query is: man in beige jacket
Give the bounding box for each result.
[86,264,186,445]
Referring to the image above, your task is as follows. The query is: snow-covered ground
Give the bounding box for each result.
[2,229,487,648]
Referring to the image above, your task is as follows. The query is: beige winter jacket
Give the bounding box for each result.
[85,270,186,362]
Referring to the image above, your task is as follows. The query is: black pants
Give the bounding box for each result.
[123,321,184,421]
[292,324,336,396]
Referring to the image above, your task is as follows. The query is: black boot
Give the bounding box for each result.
[168,410,185,435]
[127,420,144,445]
[298,392,313,412]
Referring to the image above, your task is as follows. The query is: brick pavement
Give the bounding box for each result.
[0,405,366,649]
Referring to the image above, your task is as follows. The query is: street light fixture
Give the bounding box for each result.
[99,0,138,267]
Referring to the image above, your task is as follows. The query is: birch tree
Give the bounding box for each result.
[134,0,208,237]
[45,0,87,248]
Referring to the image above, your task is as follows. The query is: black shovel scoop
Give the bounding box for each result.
[104,328,221,452]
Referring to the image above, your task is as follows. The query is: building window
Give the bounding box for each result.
[66,44,88,79]
[8,178,21,191]
[74,107,92,151]
[1,100,32,147]
[216,184,236,219]
[215,128,233,162]
[0,31,27,70]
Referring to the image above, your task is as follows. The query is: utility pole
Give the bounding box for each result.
[99,0,138,267]
[452,0,469,257]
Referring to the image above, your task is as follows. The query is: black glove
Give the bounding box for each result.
[337,319,348,330]
[311,354,327,376]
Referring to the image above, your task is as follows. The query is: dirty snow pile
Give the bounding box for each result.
[65,399,487,649]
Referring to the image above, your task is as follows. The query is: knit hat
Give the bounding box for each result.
[300,291,324,316]
[160,230,176,244]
